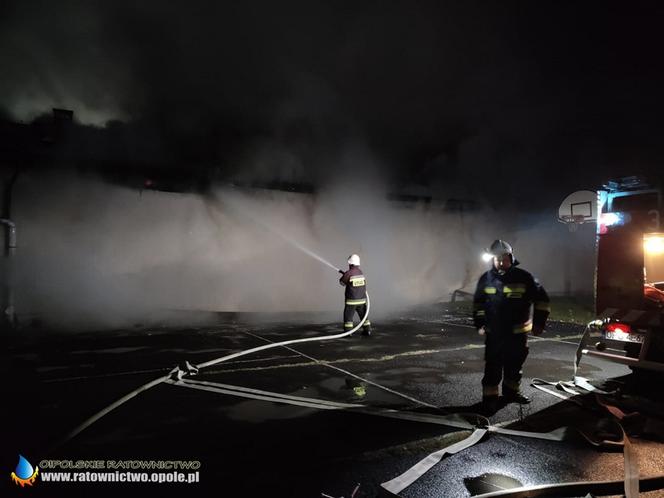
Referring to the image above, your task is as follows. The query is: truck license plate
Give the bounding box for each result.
[605,331,645,343]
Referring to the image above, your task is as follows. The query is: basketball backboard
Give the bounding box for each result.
[558,190,598,230]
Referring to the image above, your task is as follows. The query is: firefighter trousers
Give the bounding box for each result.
[343,303,371,333]
[482,330,528,397]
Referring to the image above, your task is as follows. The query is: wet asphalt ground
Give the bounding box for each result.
[5,304,664,497]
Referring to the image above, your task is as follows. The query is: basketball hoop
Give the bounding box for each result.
[559,214,586,232]
[558,190,598,233]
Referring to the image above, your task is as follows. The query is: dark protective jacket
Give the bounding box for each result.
[339,265,367,304]
[472,263,550,334]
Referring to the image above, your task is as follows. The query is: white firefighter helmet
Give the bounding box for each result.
[486,239,514,260]
[347,254,361,266]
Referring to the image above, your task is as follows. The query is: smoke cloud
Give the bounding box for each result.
[9,165,594,330]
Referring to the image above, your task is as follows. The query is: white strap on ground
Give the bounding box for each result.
[166,372,640,496]
[623,430,639,498]
[166,377,577,442]
[533,324,640,498]
[165,337,625,497]
[167,378,364,410]
[380,428,487,494]
[488,426,568,441]
[164,377,580,497]
[531,378,581,404]
[594,397,640,498]
[574,375,615,394]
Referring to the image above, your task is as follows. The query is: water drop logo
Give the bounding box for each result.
[10,455,39,487]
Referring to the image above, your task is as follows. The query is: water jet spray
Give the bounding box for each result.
[205,189,341,272]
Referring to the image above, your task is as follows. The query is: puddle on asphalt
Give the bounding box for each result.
[369,366,452,385]
[220,372,416,423]
[318,376,408,405]
[464,473,523,495]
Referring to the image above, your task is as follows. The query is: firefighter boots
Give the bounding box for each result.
[481,395,499,414]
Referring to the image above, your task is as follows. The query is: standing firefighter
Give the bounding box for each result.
[473,240,550,412]
[339,254,372,337]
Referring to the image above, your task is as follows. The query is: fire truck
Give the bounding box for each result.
[560,177,664,372]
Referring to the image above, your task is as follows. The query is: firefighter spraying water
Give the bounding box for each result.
[338,254,372,337]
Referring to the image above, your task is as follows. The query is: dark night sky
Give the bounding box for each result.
[2,1,664,207]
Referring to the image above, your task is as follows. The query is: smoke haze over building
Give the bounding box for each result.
[1,1,661,327]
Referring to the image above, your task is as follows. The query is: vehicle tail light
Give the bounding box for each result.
[605,322,633,341]
[606,322,631,334]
